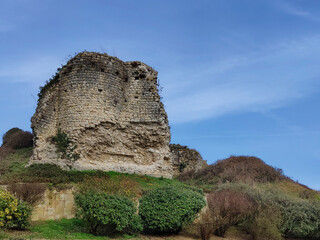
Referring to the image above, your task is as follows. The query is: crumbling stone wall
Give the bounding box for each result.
[30,52,173,178]
[170,144,207,176]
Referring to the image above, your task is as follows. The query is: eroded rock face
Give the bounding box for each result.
[30,52,173,178]
[170,144,207,176]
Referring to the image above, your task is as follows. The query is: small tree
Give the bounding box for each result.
[206,189,257,237]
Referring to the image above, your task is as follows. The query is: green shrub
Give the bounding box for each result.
[52,129,79,162]
[0,189,31,230]
[247,207,282,240]
[139,186,206,234]
[254,186,320,239]
[75,192,142,235]
[280,200,320,239]
[12,201,31,230]
[25,163,67,182]
[216,182,320,240]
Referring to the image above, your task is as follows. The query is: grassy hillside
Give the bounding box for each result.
[0,147,184,192]
[179,155,320,200]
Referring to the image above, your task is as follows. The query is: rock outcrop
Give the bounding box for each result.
[170,144,207,176]
[30,52,206,178]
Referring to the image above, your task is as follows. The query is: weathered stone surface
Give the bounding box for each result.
[170,144,207,176]
[30,52,173,178]
[31,188,76,221]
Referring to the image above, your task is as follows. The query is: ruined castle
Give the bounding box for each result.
[30,52,206,178]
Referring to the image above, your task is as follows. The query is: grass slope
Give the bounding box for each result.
[0,147,183,192]
[0,147,32,175]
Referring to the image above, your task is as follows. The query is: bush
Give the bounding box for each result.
[2,128,21,146]
[139,186,206,234]
[2,129,33,150]
[0,189,31,230]
[7,183,46,206]
[215,182,320,240]
[12,201,31,230]
[197,211,216,240]
[75,192,142,235]
[246,207,282,240]
[24,164,68,183]
[280,199,320,239]
[206,189,257,237]
[250,185,320,239]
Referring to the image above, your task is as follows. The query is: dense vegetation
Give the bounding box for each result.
[75,192,142,235]
[139,186,206,234]
[0,189,31,230]
[179,155,285,186]
[1,127,320,239]
[180,157,320,240]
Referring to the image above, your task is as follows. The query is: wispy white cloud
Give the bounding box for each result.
[276,0,320,22]
[164,35,320,124]
[284,7,310,17]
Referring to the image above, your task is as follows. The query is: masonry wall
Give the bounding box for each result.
[31,188,76,221]
[30,52,173,178]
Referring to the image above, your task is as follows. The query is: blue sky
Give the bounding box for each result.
[0,0,319,189]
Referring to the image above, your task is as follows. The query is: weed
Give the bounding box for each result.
[52,129,79,163]
[38,67,63,101]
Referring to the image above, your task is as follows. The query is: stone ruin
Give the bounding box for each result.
[30,52,206,178]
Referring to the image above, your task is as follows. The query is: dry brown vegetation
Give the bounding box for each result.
[7,182,46,206]
[3,130,33,150]
[204,189,256,238]
[179,156,284,185]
